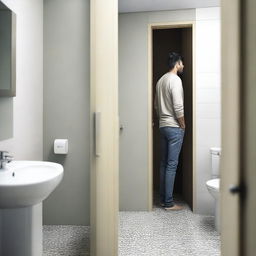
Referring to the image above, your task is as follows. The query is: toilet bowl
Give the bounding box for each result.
[206,178,220,233]
[206,178,220,200]
[206,147,221,233]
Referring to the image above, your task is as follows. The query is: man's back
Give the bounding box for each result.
[155,72,184,128]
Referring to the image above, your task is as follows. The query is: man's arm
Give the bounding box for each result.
[172,79,185,129]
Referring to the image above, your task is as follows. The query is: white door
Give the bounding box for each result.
[90,0,119,255]
[240,0,256,255]
[221,0,241,255]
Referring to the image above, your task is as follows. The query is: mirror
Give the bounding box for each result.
[0,1,16,97]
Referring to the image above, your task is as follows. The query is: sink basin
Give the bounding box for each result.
[0,161,63,208]
[0,160,64,256]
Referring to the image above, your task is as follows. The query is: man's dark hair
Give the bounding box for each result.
[168,52,183,70]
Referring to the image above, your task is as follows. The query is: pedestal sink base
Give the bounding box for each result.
[0,203,42,256]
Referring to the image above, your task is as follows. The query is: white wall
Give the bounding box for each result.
[119,7,221,215]
[195,7,221,214]
[0,0,43,160]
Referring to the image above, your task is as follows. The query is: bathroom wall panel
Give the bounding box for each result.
[195,20,221,74]
[197,88,221,104]
[196,103,221,119]
[43,0,90,225]
[196,118,221,147]
[196,73,221,89]
[196,7,220,20]
[195,7,221,214]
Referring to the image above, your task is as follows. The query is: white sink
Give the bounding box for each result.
[0,160,64,256]
[0,161,63,208]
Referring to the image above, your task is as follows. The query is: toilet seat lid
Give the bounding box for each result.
[206,178,220,191]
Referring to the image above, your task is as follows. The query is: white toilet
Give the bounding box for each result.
[206,147,221,233]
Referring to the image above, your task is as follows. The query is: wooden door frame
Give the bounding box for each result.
[147,21,196,211]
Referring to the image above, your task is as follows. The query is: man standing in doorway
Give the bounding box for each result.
[154,52,185,210]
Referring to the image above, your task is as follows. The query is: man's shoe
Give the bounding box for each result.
[165,204,184,211]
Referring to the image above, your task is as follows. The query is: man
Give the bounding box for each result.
[154,52,185,211]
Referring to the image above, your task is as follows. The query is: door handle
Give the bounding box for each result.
[94,112,101,157]
[229,185,241,194]
[229,183,246,196]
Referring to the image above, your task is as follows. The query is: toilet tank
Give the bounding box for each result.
[210,147,221,178]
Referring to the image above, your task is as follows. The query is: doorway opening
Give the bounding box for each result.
[149,24,194,210]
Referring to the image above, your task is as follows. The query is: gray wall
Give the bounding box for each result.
[0,0,43,160]
[119,9,196,211]
[43,0,90,225]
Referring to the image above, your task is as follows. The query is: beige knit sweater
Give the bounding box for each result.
[154,72,184,128]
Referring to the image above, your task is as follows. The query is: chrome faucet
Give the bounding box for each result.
[0,151,13,170]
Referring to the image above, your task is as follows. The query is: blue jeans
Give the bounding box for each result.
[159,126,184,207]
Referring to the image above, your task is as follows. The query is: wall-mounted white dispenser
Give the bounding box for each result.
[54,139,68,154]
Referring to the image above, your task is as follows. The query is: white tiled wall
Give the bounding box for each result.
[195,7,221,215]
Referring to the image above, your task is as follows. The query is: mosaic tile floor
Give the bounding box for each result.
[43,200,220,256]
[119,203,220,256]
[43,226,90,256]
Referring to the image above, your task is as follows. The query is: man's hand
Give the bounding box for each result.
[177,116,186,129]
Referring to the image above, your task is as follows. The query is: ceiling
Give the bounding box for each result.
[119,0,220,13]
